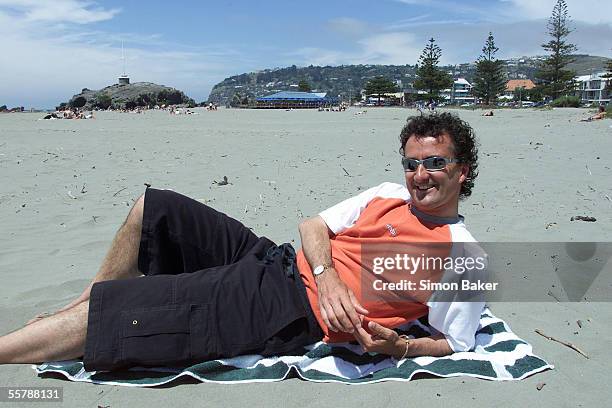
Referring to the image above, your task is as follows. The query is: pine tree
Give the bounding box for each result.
[298,80,312,92]
[364,76,398,105]
[536,0,578,99]
[472,32,506,106]
[413,38,453,101]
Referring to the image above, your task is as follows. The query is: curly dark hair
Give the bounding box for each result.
[399,112,479,199]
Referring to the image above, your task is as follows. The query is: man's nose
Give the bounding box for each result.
[414,163,429,181]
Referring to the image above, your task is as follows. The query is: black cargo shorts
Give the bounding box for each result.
[83,188,323,371]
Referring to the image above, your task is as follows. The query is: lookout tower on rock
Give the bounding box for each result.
[118,41,130,85]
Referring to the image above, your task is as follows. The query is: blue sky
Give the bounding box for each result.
[0,0,610,108]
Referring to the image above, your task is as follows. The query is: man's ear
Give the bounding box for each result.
[458,164,469,183]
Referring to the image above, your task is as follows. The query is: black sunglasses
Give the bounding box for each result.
[401,156,460,172]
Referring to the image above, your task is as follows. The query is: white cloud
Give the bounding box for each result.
[391,0,612,26]
[0,0,119,24]
[501,0,612,25]
[393,0,430,4]
[392,0,505,23]
[385,14,432,30]
[287,47,353,67]
[289,32,423,66]
[326,17,370,37]
[358,32,423,64]
[386,17,476,30]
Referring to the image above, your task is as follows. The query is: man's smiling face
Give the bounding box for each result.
[403,132,468,218]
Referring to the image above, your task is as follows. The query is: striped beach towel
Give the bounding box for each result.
[35,307,552,386]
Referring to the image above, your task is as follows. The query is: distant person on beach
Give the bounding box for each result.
[416,102,423,113]
[580,106,606,122]
[0,113,484,371]
[482,110,494,117]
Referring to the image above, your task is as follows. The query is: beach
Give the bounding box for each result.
[1,107,611,406]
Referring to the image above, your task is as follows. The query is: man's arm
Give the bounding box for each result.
[298,216,368,333]
[298,216,334,272]
[354,321,453,358]
[404,333,453,357]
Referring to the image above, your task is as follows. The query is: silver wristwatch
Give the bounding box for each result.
[313,264,331,276]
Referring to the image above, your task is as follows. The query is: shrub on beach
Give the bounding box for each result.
[550,96,580,107]
[156,89,184,105]
[70,96,87,108]
[94,93,113,110]
[137,93,154,107]
[125,99,138,110]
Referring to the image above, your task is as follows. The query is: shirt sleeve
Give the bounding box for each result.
[427,237,487,352]
[319,182,410,234]
[427,301,485,352]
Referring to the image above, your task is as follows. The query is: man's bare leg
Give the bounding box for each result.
[1,301,88,364]
[28,194,145,324]
[62,194,145,307]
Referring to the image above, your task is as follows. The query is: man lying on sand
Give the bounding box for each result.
[0,113,484,371]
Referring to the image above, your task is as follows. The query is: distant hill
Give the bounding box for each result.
[566,55,610,75]
[208,54,610,105]
[59,82,196,110]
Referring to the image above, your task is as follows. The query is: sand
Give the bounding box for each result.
[1,107,611,406]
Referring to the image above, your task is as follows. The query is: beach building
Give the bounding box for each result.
[504,79,535,99]
[363,92,404,106]
[402,87,428,104]
[575,72,610,105]
[255,91,338,109]
[441,78,475,104]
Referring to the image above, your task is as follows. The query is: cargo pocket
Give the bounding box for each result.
[120,304,207,367]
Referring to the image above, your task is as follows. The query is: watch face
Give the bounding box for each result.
[313,265,325,275]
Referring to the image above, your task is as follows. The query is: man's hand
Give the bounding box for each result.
[316,268,369,333]
[298,215,368,333]
[353,321,405,359]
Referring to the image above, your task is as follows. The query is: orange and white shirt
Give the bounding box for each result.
[296,182,485,352]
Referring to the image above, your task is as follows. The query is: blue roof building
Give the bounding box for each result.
[256,91,338,108]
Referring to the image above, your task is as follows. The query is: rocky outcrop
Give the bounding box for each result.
[0,105,24,112]
[58,82,196,110]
